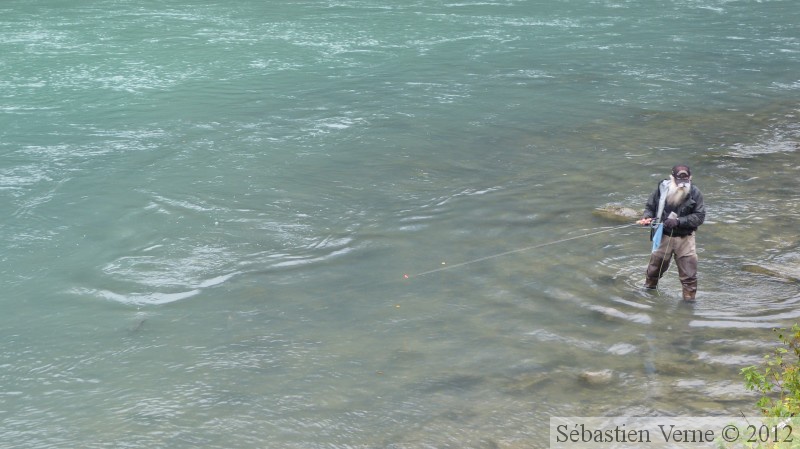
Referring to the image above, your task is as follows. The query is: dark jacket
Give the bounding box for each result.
[643,180,706,237]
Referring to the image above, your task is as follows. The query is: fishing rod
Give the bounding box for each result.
[407,222,642,279]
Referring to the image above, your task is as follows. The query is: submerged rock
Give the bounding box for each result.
[503,371,554,393]
[741,263,800,283]
[579,369,614,386]
[593,205,640,222]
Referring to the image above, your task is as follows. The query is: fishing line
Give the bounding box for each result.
[409,222,641,278]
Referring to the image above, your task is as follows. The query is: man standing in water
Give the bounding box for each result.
[636,164,706,302]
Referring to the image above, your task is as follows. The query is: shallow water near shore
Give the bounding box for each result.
[1,0,799,447]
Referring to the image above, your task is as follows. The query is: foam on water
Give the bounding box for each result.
[1,0,799,447]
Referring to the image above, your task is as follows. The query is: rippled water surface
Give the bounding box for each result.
[1,0,799,447]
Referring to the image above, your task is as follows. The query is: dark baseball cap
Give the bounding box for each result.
[672,164,691,180]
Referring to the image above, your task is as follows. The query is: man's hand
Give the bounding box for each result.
[663,217,679,229]
[637,217,653,226]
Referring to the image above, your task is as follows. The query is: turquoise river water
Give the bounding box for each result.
[1,0,799,447]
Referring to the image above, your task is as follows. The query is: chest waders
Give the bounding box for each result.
[645,180,677,290]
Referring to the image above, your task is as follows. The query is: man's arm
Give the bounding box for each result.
[642,185,661,220]
[680,188,705,228]
[637,185,661,226]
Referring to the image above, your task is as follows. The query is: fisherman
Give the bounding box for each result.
[636,164,706,301]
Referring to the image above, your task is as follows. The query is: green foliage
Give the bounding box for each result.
[742,325,800,417]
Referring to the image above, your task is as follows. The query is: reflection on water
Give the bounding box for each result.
[1,0,799,446]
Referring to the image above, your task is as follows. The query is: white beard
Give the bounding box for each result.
[666,178,690,207]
